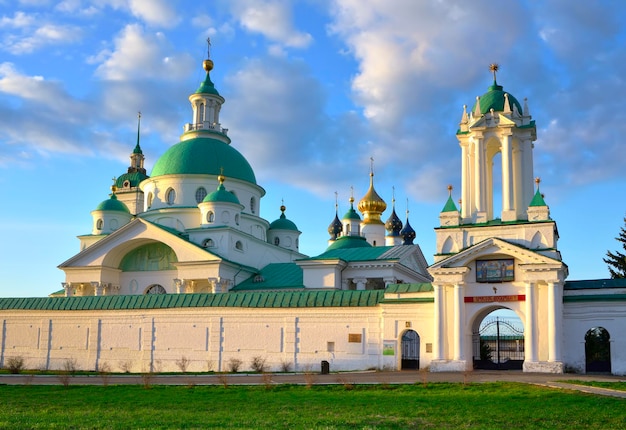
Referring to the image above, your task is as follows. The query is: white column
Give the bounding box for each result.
[474,140,483,214]
[525,282,537,362]
[453,282,465,361]
[62,282,73,297]
[461,143,470,220]
[547,282,563,362]
[501,134,515,221]
[92,281,102,296]
[354,278,367,291]
[433,284,444,360]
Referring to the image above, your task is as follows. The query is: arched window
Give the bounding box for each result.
[96,219,103,230]
[207,211,215,223]
[235,241,243,250]
[274,237,280,246]
[147,192,153,209]
[199,103,205,123]
[145,284,166,294]
[195,187,207,203]
[235,214,240,225]
[250,197,256,214]
[166,188,176,205]
[202,238,214,248]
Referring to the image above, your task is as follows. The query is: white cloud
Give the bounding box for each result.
[94,24,194,80]
[231,0,313,49]
[0,11,35,28]
[127,0,180,28]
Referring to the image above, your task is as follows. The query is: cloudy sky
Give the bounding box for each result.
[1,0,625,297]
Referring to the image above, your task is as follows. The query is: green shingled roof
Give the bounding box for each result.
[472,82,523,114]
[325,235,371,251]
[0,290,384,311]
[151,137,256,184]
[231,263,304,291]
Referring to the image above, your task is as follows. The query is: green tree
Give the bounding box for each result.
[604,217,626,278]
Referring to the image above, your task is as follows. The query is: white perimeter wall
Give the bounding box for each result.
[0,304,435,373]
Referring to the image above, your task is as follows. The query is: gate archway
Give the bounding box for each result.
[473,309,524,370]
[585,327,611,373]
[401,330,420,370]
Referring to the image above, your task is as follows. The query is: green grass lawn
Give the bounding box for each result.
[563,380,626,391]
[0,382,624,429]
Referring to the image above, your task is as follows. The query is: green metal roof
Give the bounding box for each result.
[342,206,361,221]
[196,71,220,96]
[528,189,547,207]
[0,290,384,311]
[310,243,405,262]
[385,283,433,293]
[115,171,149,188]
[269,213,299,231]
[231,263,304,291]
[325,235,372,251]
[94,194,130,213]
[151,137,256,184]
[203,183,240,204]
[472,81,523,115]
[441,195,459,213]
[564,278,626,290]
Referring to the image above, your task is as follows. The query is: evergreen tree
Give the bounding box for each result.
[604,217,626,278]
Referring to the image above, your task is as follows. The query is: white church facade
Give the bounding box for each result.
[1,54,625,375]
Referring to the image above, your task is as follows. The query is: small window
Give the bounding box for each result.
[207,211,215,223]
[296,238,299,249]
[327,342,335,352]
[96,219,103,230]
[235,241,243,250]
[250,197,256,214]
[274,237,280,246]
[202,238,214,248]
[235,214,240,225]
[195,187,207,203]
[147,192,153,209]
[166,188,176,205]
[123,180,131,188]
[145,284,167,294]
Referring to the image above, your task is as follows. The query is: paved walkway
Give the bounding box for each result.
[1,370,625,397]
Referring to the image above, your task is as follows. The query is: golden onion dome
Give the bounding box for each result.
[358,171,387,224]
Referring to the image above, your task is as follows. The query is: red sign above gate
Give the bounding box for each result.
[464,295,525,303]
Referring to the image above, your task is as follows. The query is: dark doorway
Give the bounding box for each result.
[401,330,420,369]
[585,327,611,373]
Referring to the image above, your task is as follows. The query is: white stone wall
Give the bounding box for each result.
[563,300,626,375]
[0,304,435,373]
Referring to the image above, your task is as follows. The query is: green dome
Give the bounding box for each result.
[203,183,240,205]
[326,235,372,251]
[196,71,220,96]
[270,213,298,231]
[473,82,523,115]
[151,137,257,184]
[95,194,130,213]
[115,171,149,188]
[343,206,361,221]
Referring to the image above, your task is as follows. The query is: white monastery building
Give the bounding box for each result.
[1,52,624,375]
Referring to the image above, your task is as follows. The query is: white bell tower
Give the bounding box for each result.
[457,64,536,224]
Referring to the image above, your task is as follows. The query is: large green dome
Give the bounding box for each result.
[473,82,523,115]
[151,137,257,184]
[94,194,130,213]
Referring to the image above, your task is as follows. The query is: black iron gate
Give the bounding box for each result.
[473,317,524,370]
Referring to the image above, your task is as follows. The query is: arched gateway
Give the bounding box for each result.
[401,330,420,369]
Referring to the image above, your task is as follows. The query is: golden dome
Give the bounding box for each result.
[358,171,387,224]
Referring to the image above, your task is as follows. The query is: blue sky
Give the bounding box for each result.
[1,0,625,297]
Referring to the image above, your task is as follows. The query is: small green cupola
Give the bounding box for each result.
[268,204,301,252]
[439,185,461,227]
[527,177,551,221]
[342,192,361,237]
[90,186,132,236]
[198,174,244,228]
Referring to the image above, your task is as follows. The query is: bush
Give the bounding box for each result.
[227,357,243,372]
[175,356,191,373]
[250,356,267,373]
[5,356,25,374]
[280,360,292,372]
